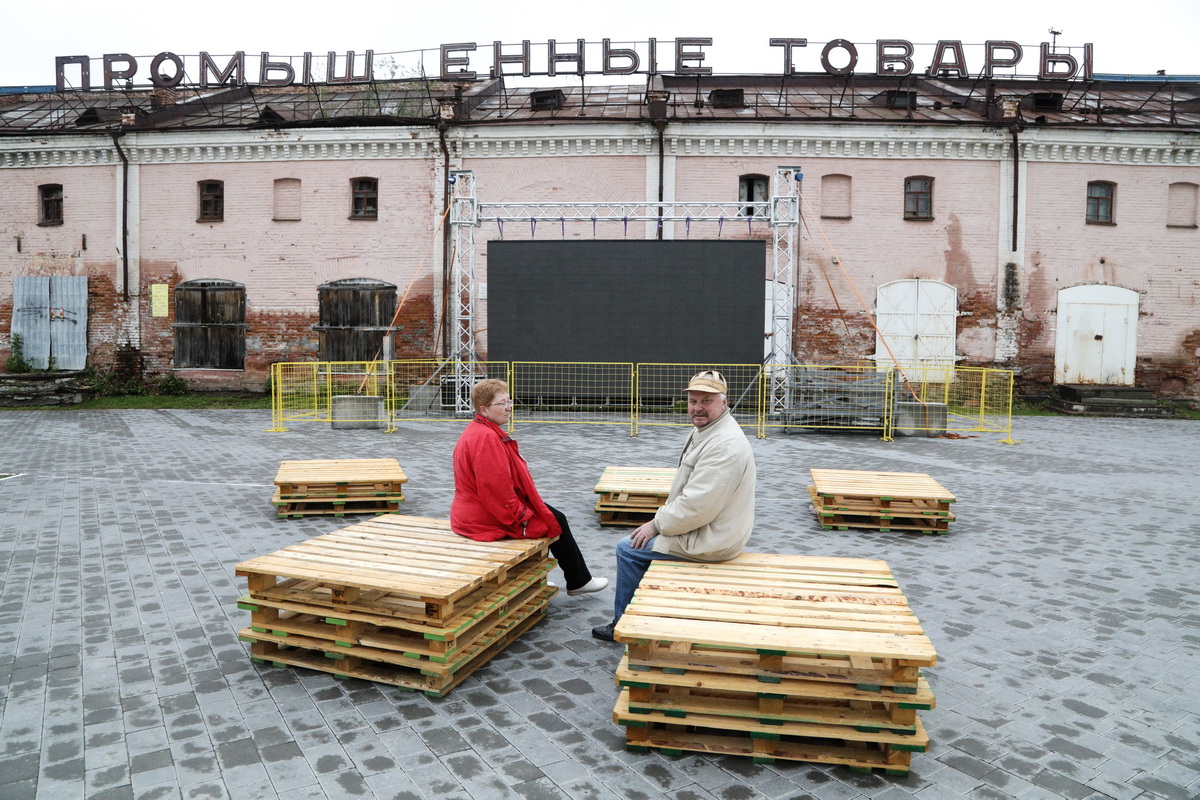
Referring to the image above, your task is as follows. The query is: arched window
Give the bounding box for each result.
[903,176,933,220]
[173,279,246,369]
[821,174,852,219]
[1086,181,1116,224]
[1167,182,1198,228]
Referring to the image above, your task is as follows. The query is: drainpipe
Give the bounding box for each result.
[438,120,452,358]
[1009,124,1021,253]
[655,120,666,241]
[647,81,670,242]
[110,131,130,301]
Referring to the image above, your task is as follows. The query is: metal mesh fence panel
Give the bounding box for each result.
[387,360,510,423]
[762,364,895,437]
[893,366,1014,436]
[635,363,763,435]
[270,360,1012,440]
[270,361,321,431]
[269,361,388,431]
[509,362,635,432]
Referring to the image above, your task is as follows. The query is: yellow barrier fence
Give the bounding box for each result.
[388,360,510,424]
[761,363,895,438]
[269,360,1014,440]
[509,362,635,434]
[634,363,764,436]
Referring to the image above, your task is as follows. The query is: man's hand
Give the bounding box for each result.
[630,521,656,549]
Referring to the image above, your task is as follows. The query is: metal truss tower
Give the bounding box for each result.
[446,166,802,415]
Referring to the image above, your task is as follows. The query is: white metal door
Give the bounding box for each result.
[1054,285,1138,385]
[874,279,957,374]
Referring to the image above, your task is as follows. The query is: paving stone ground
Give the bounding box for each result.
[0,409,1198,800]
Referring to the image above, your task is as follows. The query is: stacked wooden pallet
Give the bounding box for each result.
[611,554,937,775]
[808,469,956,535]
[593,466,677,526]
[235,515,556,696]
[272,458,408,518]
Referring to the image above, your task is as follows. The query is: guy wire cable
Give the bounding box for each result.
[796,192,936,434]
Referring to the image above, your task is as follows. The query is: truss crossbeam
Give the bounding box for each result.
[477,201,769,223]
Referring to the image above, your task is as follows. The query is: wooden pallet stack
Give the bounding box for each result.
[611,554,937,775]
[272,458,408,519]
[593,466,677,527]
[808,469,956,535]
[235,515,556,696]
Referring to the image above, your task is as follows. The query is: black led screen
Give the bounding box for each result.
[487,240,765,400]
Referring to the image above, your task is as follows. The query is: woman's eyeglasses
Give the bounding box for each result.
[488,399,513,408]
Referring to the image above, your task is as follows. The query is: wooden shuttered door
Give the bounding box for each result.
[315,278,397,362]
[173,280,247,369]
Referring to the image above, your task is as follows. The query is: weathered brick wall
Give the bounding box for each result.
[676,153,1006,366]
[2,127,1197,405]
[1023,160,1200,396]
[134,155,438,388]
[0,164,123,370]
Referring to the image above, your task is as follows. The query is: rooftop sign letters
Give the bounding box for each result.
[54,38,1095,92]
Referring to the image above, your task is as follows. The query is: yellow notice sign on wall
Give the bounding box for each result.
[150,284,169,317]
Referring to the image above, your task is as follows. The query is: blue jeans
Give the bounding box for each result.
[613,535,686,622]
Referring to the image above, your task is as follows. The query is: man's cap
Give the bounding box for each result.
[686,369,727,394]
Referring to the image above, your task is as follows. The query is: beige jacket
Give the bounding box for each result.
[650,408,756,561]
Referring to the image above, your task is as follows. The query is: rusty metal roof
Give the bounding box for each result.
[1,74,1197,134]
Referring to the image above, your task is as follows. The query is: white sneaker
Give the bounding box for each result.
[567,577,609,597]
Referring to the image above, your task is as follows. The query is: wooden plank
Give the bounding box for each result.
[806,486,953,517]
[275,458,409,486]
[593,466,677,496]
[240,563,555,658]
[237,515,552,624]
[242,585,553,671]
[615,556,936,666]
[614,690,928,749]
[615,656,935,707]
[243,591,549,697]
[615,614,936,665]
[810,469,955,504]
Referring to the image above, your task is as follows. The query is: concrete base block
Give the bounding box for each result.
[331,395,385,430]
[893,401,947,436]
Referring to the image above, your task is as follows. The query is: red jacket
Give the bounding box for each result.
[450,415,562,541]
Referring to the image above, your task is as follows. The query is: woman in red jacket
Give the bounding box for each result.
[450,379,608,596]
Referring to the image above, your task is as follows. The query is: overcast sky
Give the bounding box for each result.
[3,0,1198,87]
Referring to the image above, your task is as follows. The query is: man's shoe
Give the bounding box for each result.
[591,622,616,642]
[567,577,609,597]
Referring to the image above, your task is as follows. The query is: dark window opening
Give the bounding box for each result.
[1086,181,1115,224]
[198,180,224,222]
[173,279,246,369]
[739,174,768,217]
[39,184,63,226]
[351,178,378,219]
[530,89,566,111]
[904,177,933,220]
[708,89,745,109]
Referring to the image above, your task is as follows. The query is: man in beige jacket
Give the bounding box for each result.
[592,369,757,641]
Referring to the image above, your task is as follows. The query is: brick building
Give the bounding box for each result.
[1,60,1198,401]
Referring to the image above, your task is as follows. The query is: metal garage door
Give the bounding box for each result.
[11,276,89,370]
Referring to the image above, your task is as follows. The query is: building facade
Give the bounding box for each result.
[1,70,1198,400]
